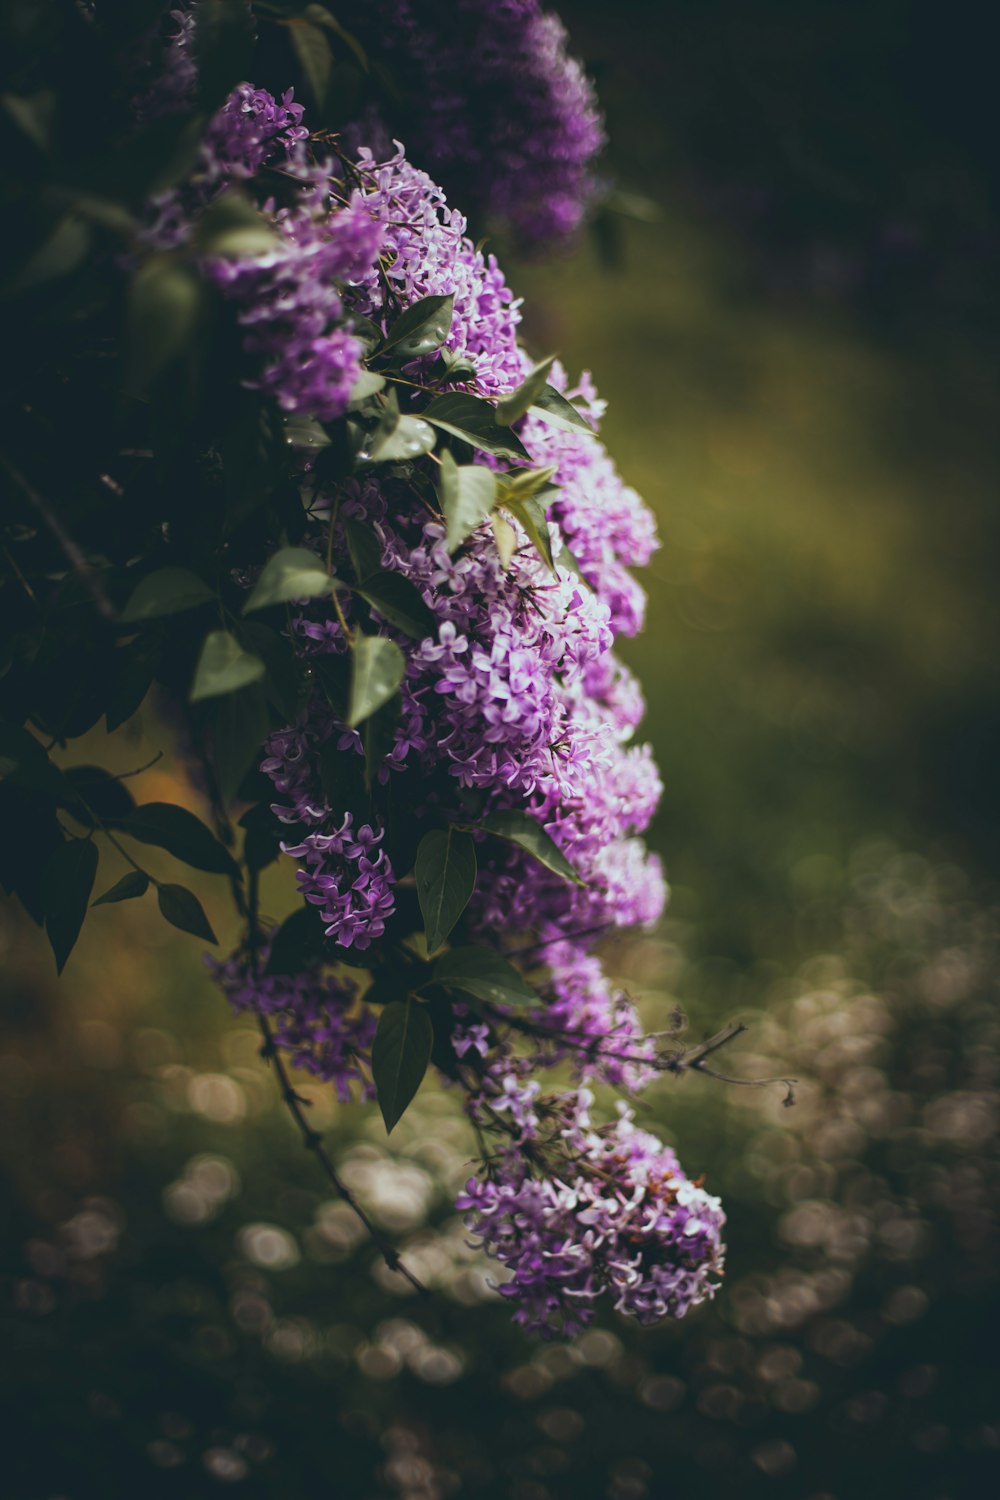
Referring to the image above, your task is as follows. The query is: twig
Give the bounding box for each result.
[255,1008,428,1295]
[0,452,116,621]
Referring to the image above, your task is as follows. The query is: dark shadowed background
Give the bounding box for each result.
[2,3,999,1496]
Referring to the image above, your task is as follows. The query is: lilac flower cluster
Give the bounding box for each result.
[456,1090,726,1337]
[345,0,605,245]
[210,952,375,1101]
[131,40,725,1334]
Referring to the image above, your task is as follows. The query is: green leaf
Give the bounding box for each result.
[528,383,594,435]
[499,494,556,573]
[481,809,584,885]
[194,188,281,257]
[206,680,272,805]
[379,293,454,359]
[64,766,136,824]
[422,392,531,461]
[496,355,556,426]
[265,903,329,976]
[415,829,477,954]
[347,635,405,728]
[347,370,385,408]
[302,5,369,70]
[372,1000,434,1132]
[434,946,539,1009]
[437,451,498,552]
[238,622,305,724]
[191,630,266,702]
[501,464,559,503]
[106,639,159,730]
[367,413,436,463]
[491,513,517,569]
[361,695,399,794]
[0,720,80,804]
[286,17,332,112]
[43,839,99,973]
[157,882,218,944]
[120,567,214,622]
[344,517,383,583]
[125,802,238,876]
[125,257,204,396]
[93,870,149,906]
[239,803,283,874]
[358,570,434,638]
[242,546,335,613]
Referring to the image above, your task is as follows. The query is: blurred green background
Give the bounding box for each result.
[2,3,998,1496]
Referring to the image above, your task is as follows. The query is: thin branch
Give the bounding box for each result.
[1,452,116,620]
[255,1008,428,1295]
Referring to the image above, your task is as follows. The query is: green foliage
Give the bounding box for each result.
[347,635,406,727]
[356,570,435,638]
[496,355,556,426]
[241,546,335,613]
[481,808,583,884]
[92,870,150,906]
[156,881,218,943]
[371,999,434,1131]
[124,803,238,877]
[190,631,266,702]
[437,451,498,552]
[120,568,215,622]
[422,392,531,461]
[415,829,477,953]
[43,838,99,973]
[434,945,538,1009]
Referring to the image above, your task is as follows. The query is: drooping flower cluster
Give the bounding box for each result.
[131,7,723,1337]
[456,1089,726,1337]
[210,952,375,1102]
[342,0,606,245]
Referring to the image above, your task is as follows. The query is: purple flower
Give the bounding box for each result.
[457,1095,726,1337]
[209,951,375,1101]
[343,0,605,247]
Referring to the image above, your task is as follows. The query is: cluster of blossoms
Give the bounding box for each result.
[211,953,375,1101]
[342,0,606,245]
[457,1087,725,1337]
[136,6,724,1336]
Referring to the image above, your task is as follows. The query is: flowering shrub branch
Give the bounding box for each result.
[0,0,786,1337]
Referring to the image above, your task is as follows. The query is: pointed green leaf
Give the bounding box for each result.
[121,567,214,622]
[500,494,556,573]
[287,18,332,111]
[125,257,204,396]
[43,838,99,973]
[434,946,538,1009]
[191,630,265,702]
[358,570,434,638]
[496,355,556,426]
[206,680,272,805]
[347,635,405,728]
[380,293,454,359]
[125,802,238,876]
[491,512,517,569]
[265,903,329,976]
[93,870,149,906]
[194,188,281,257]
[437,451,498,552]
[482,809,584,885]
[415,829,477,953]
[157,882,217,944]
[347,370,385,408]
[361,694,400,795]
[344,517,383,583]
[368,413,436,463]
[242,546,335,614]
[372,1000,434,1132]
[528,383,594,434]
[423,392,530,461]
